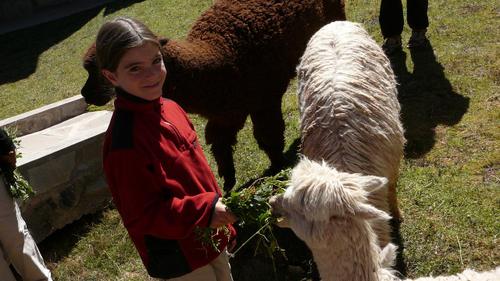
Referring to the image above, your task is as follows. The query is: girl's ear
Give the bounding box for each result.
[101,69,118,86]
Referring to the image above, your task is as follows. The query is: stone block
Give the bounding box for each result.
[10,109,113,242]
[0,95,87,137]
[22,151,76,194]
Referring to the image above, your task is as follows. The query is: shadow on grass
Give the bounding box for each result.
[38,206,110,264]
[391,218,407,277]
[388,41,470,158]
[231,226,319,281]
[0,0,144,86]
[103,0,145,16]
[387,41,469,276]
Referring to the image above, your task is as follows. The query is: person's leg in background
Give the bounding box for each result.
[407,0,429,48]
[380,0,404,54]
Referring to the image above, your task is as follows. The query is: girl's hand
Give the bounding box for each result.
[210,199,237,228]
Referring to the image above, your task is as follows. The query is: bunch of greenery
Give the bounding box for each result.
[224,168,290,229]
[6,170,35,200]
[196,169,290,259]
[1,127,35,200]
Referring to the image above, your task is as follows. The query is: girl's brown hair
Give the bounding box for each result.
[95,17,160,71]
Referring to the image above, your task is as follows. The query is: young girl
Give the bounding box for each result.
[95,17,237,281]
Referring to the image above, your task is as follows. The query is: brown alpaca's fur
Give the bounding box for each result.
[81,0,346,191]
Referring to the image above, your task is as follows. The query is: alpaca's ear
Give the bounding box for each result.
[159,37,170,46]
[81,43,115,106]
[354,202,392,221]
[360,175,388,193]
[83,43,97,70]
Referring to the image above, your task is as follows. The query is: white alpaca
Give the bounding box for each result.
[270,158,397,281]
[295,20,405,247]
[270,159,500,281]
[407,267,500,281]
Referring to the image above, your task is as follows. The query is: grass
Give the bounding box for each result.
[1,0,498,280]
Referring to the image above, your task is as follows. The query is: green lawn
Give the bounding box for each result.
[0,0,498,280]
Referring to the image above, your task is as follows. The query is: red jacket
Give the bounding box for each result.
[103,90,235,278]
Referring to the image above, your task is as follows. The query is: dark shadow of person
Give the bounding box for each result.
[0,8,99,85]
[390,41,469,159]
[0,0,145,86]
[386,41,469,276]
[103,0,145,16]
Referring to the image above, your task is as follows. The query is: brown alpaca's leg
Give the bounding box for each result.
[333,0,347,20]
[250,98,285,173]
[205,114,247,192]
[324,0,347,21]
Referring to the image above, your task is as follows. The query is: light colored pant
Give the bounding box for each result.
[0,176,52,281]
[159,250,233,281]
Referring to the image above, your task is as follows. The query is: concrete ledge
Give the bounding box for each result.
[14,110,113,242]
[0,95,87,137]
[16,110,112,165]
[1,96,113,242]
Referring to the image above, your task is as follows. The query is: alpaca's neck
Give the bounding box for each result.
[163,39,225,114]
[166,39,226,71]
[312,220,382,281]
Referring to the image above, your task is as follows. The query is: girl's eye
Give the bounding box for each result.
[153,57,162,64]
[129,66,141,73]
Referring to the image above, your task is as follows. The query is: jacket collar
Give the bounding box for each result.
[114,87,163,112]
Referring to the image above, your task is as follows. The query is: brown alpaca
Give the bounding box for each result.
[81,0,346,191]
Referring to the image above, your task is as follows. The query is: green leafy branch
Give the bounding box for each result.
[195,169,290,260]
[1,126,35,200]
[7,171,35,200]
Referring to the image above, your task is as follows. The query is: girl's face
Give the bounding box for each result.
[102,42,166,101]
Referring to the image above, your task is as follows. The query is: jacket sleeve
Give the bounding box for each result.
[104,149,218,240]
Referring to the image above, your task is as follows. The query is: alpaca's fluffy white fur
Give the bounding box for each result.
[408,267,500,281]
[297,20,405,248]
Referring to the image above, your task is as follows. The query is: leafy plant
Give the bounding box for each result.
[7,170,35,200]
[1,126,35,200]
[224,168,290,229]
[196,169,290,260]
